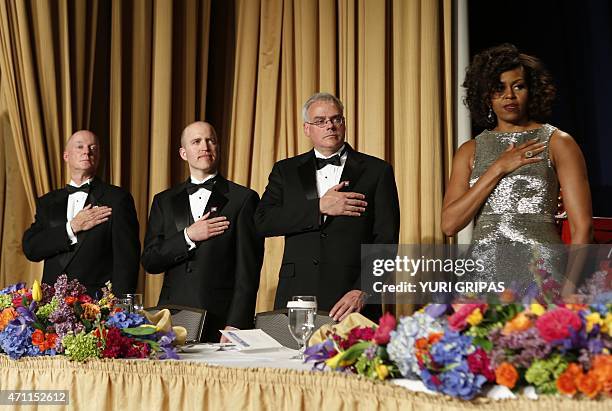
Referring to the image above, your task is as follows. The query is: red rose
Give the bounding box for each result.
[77,294,93,304]
[535,307,582,343]
[373,312,396,345]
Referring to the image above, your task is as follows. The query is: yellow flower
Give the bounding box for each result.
[585,312,603,333]
[529,303,546,316]
[32,280,42,302]
[375,364,389,380]
[325,352,344,369]
[466,308,483,326]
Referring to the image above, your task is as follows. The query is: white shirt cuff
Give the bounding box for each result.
[183,228,196,250]
[66,221,78,245]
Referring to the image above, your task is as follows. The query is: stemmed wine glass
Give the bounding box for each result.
[287,296,317,360]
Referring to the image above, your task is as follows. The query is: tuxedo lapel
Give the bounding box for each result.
[297,151,318,200]
[172,180,193,232]
[339,144,365,191]
[204,176,229,215]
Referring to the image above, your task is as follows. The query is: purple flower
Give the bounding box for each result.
[425,304,449,319]
[304,339,337,370]
[157,331,178,360]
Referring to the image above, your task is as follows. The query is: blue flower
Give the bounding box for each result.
[0,282,26,295]
[438,363,487,400]
[106,311,146,329]
[430,331,473,366]
[387,312,444,378]
[0,323,41,359]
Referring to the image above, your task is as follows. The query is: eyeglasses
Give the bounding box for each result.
[305,116,345,128]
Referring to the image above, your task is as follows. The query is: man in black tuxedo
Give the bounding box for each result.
[23,130,140,296]
[142,121,263,342]
[255,93,400,322]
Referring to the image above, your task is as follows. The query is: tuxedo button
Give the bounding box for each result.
[312,259,319,265]
[320,232,327,238]
[186,267,193,273]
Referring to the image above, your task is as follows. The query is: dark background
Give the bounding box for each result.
[468,0,612,216]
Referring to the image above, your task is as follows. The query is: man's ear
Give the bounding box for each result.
[62,151,69,162]
[179,147,187,161]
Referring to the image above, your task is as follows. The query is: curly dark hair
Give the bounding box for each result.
[462,43,556,128]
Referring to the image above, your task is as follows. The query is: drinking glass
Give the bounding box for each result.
[287,296,317,360]
[117,293,143,313]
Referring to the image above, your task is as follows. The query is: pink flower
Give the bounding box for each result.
[467,347,495,381]
[448,304,487,331]
[373,312,396,345]
[535,307,582,343]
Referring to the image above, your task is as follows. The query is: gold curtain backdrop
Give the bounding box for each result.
[0,0,453,314]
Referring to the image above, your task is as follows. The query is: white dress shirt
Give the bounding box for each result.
[184,173,217,249]
[315,145,347,197]
[66,178,92,244]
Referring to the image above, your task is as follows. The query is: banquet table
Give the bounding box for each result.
[1,348,610,411]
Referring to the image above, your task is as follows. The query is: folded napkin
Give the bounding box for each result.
[309,313,376,345]
[142,309,188,346]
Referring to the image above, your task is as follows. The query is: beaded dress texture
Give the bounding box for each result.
[468,124,564,290]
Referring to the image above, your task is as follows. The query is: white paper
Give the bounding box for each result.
[219,329,284,351]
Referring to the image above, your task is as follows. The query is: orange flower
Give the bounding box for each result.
[495,362,519,389]
[502,312,533,335]
[64,296,77,305]
[44,333,58,351]
[81,303,100,320]
[565,362,583,378]
[557,368,580,396]
[500,289,516,303]
[590,355,612,396]
[576,371,602,398]
[31,329,46,351]
[0,307,17,331]
[415,338,428,350]
[428,333,443,344]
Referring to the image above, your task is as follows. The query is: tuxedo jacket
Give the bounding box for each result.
[22,178,140,296]
[254,144,400,318]
[141,176,264,342]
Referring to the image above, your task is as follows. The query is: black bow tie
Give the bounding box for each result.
[66,183,90,194]
[186,178,216,195]
[315,150,346,170]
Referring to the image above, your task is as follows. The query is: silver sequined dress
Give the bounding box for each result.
[468,124,564,290]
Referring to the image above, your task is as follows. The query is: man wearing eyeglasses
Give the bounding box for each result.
[23,130,140,297]
[255,92,400,322]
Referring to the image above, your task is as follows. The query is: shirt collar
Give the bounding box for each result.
[190,173,218,185]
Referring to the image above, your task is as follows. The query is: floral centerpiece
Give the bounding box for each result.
[305,313,400,380]
[305,303,612,400]
[0,275,179,361]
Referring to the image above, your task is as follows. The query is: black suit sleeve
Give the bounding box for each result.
[22,197,72,262]
[141,195,192,274]
[372,163,400,244]
[254,162,320,237]
[352,163,400,291]
[111,193,141,294]
[225,191,264,328]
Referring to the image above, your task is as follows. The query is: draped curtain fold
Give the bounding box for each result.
[0,0,453,315]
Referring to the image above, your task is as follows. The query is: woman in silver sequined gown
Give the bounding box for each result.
[442,44,592,296]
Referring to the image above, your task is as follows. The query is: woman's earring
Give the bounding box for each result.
[487,106,495,123]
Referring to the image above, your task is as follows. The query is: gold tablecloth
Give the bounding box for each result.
[0,355,610,411]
